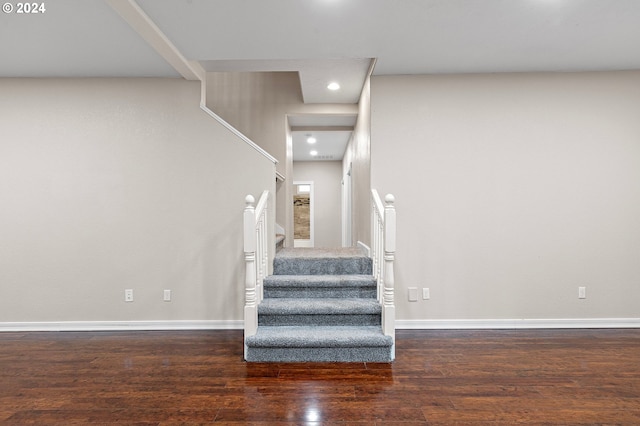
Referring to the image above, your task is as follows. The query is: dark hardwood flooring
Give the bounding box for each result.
[1,329,639,425]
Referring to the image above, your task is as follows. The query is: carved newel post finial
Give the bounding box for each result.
[245,195,255,208]
[385,194,395,206]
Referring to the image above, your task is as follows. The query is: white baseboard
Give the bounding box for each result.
[396,318,640,329]
[4,318,639,332]
[0,320,243,332]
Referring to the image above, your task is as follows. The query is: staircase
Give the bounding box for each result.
[244,248,394,362]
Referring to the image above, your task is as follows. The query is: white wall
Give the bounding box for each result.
[343,75,372,247]
[0,78,275,326]
[293,161,343,248]
[371,71,640,323]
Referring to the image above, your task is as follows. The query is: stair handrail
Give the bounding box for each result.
[371,189,396,359]
[243,190,270,356]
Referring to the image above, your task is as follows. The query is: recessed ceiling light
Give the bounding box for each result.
[307,136,317,144]
[310,150,318,156]
[327,82,340,91]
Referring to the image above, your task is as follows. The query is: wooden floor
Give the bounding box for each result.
[1,329,639,425]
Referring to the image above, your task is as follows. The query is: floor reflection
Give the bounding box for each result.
[241,362,395,423]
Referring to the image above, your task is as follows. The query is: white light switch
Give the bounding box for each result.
[408,287,418,302]
[422,288,430,300]
[578,286,586,299]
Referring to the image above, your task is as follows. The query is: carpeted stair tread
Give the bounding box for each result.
[273,258,372,276]
[259,298,381,315]
[275,248,368,258]
[264,274,376,287]
[263,275,377,299]
[245,326,393,348]
[273,248,372,276]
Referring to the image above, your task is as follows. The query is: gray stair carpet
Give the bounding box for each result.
[273,247,373,276]
[245,247,393,363]
[245,326,393,362]
[258,298,382,326]
[263,275,377,299]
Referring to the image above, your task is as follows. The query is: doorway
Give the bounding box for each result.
[293,181,314,248]
[342,162,352,247]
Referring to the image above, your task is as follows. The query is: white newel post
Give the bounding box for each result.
[383,194,396,359]
[243,195,258,358]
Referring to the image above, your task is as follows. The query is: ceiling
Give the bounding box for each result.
[289,114,357,161]
[292,130,353,162]
[2,0,639,159]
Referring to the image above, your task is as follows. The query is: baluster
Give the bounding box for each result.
[260,210,267,301]
[256,218,263,297]
[376,215,381,278]
[378,217,384,301]
[243,195,258,359]
[382,194,396,359]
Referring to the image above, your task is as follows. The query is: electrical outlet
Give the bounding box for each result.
[408,287,418,302]
[163,289,171,302]
[125,289,134,302]
[578,286,586,299]
[422,288,430,300]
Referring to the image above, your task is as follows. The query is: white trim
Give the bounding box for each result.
[199,104,278,164]
[342,163,352,247]
[396,318,640,329]
[293,180,314,248]
[357,241,371,257]
[107,1,279,166]
[105,0,204,81]
[4,318,638,333]
[0,320,243,332]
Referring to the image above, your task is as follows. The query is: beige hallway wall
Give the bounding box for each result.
[293,161,343,248]
[343,74,372,247]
